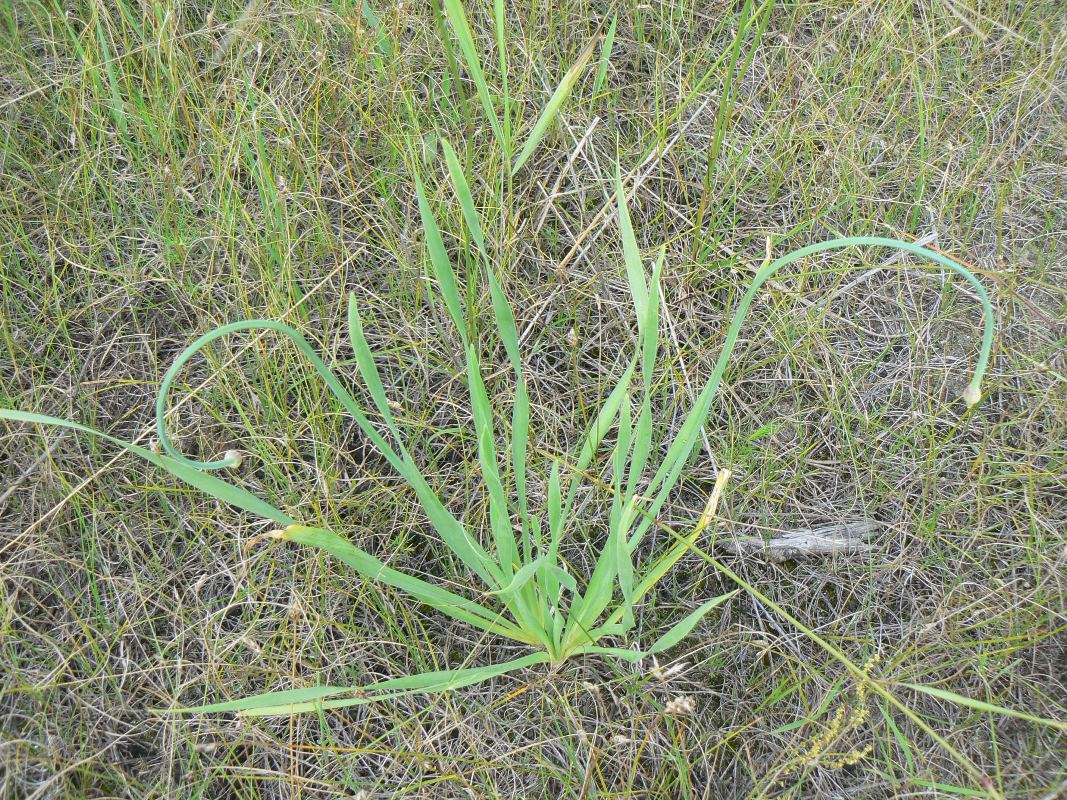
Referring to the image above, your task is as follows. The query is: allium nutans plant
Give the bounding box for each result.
[0,152,994,717]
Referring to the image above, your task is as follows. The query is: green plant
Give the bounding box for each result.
[0,153,998,718]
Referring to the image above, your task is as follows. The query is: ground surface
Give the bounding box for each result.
[1,1,1065,798]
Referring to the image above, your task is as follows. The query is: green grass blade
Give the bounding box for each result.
[152,319,501,589]
[441,0,505,151]
[0,409,296,525]
[626,399,653,500]
[511,29,600,174]
[489,556,545,597]
[625,249,664,501]
[245,652,551,716]
[591,13,617,99]
[347,293,404,446]
[611,400,635,629]
[541,461,564,624]
[441,140,533,560]
[353,0,392,57]
[615,167,648,329]
[610,389,632,522]
[640,249,664,388]
[414,173,469,345]
[281,525,529,642]
[566,397,634,646]
[414,168,522,592]
[628,238,996,553]
[386,450,504,591]
[899,683,1067,732]
[645,591,738,655]
[511,379,532,560]
[465,343,517,577]
[154,685,353,715]
[492,0,510,147]
[596,512,715,636]
[547,461,563,545]
[441,140,487,256]
[159,652,551,716]
[614,499,636,632]
[483,264,532,560]
[559,357,636,522]
[547,564,577,594]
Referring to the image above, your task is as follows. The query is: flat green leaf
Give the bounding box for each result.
[489,556,545,597]
[614,504,635,632]
[646,591,739,655]
[640,249,664,389]
[512,29,600,174]
[510,379,532,560]
[154,685,351,715]
[464,344,518,577]
[591,13,617,99]
[347,294,404,447]
[150,320,497,589]
[616,169,647,332]
[245,651,551,716]
[547,564,577,594]
[542,461,564,605]
[628,236,996,555]
[413,177,519,597]
[414,172,468,344]
[900,682,1067,732]
[442,141,533,560]
[441,0,505,150]
[0,409,296,525]
[626,398,653,501]
[560,357,636,522]
[441,140,487,256]
[547,461,562,543]
[283,525,526,642]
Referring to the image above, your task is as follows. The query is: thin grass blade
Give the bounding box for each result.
[441,0,505,150]
[645,591,738,655]
[591,13,617,99]
[625,249,664,501]
[442,141,534,559]
[245,652,551,716]
[414,172,469,343]
[0,409,296,525]
[511,29,600,174]
[559,357,636,522]
[492,0,510,146]
[627,238,996,554]
[899,683,1067,732]
[281,525,528,641]
[441,140,487,256]
[489,556,545,597]
[615,167,648,328]
[541,461,563,602]
[154,685,352,715]
[151,320,499,588]
[465,344,518,577]
[348,294,404,447]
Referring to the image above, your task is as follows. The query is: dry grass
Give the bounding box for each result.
[1,0,1064,797]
